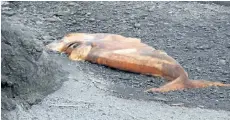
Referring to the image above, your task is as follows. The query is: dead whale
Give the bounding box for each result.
[47,33,230,92]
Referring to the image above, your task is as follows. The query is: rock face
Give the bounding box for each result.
[1,20,66,119]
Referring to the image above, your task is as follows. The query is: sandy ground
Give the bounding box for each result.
[6,56,230,120]
[2,1,230,120]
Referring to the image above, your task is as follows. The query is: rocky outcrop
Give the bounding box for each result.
[1,19,66,119]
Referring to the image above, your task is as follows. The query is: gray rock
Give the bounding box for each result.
[46,17,60,22]
[226,43,230,48]
[35,21,43,25]
[134,23,141,28]
[67,2,77,6]
[86,12,91,16]
[196,44,212,50]
[89,18,96,22]
[219,59,226,65]
[2,11,16,16]
[1,20,67,116]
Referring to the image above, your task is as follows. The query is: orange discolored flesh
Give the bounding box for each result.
[46,33,230,92]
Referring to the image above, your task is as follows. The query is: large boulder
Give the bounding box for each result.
[1,19,67,119]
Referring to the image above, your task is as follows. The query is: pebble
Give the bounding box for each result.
[219,59,226,65]
[226,43,230,48]
[140,14,148,18]
[195,67,201,72]
[153,97,168,102]
[221,70,228,75]
[86,12,91,16]
[79,18,85,21]
[198,105,205,108]
[148,6,155,12]
[1,6,11,10]
[35,21,43,25]
[43,35,54,41]
[196,44,212,50]
[134,23,141,28]
[170,103,184,106]
[67,2,76,6]
[124,11,130,15]
[75,27,81,30]
[219,95,225,98]
[46,17,59,22]
[89,18,96,22]
[54,11,69,16]
[2,11,16,16]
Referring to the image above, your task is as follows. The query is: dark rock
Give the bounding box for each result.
[1,20,66,116]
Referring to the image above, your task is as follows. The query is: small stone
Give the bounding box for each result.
[43,35,53,41]
[198,105,205,108]
[86,12,91,16]
[76,27,81,30]
[170,103,184,106]
[124,11,130,14]
[1,1,9,6]
[89,18,95,22]
[79,18,85,21]
[54,11,69,16]
[1,6,11,10]
[221,70,228,75]
[140,14,148,18]
[74,3,80,7]
[36,21,43,25]
[153,97,168,102]
[219,95,225,98]
[148,23,155,27]
[226,43,230,48]
[148,6,155,12]
[219,59,226,65]
[2,11,16,16]
[196,44,211,50]
[134,23,141,28]
[195,67,201,72]
[67,2,76,6]
[46,17,59,22]
[130,14,136,20]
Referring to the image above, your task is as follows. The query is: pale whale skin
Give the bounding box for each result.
[47,33,230,92]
